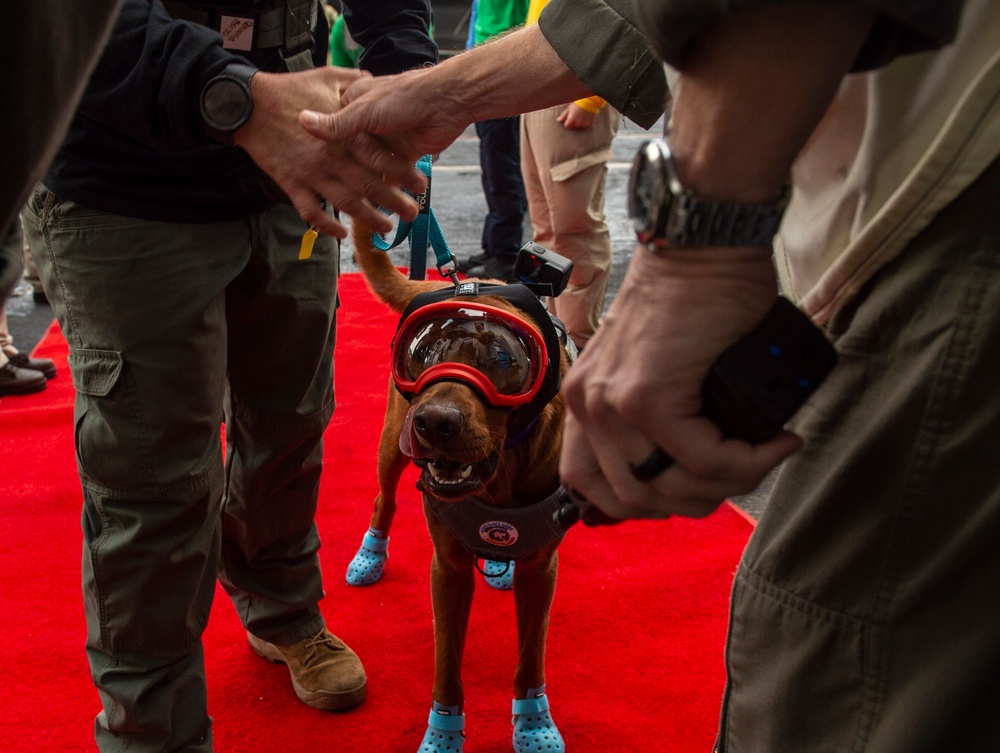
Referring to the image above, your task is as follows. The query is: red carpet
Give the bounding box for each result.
[0,273,753,752]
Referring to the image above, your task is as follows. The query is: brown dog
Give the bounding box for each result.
[347,222,569,752]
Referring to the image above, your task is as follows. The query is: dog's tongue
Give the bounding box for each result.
[399,406,429,459]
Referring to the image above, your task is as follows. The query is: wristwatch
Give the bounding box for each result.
[627,138,790,249]
[200,63,257,144]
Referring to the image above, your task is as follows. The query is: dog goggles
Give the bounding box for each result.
[391,300,549,407]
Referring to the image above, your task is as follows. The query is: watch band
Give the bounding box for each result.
[629,138,791,249]
[664,182,790,248]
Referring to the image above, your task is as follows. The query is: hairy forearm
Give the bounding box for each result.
[416,24,593,125]
[667,3,875,203]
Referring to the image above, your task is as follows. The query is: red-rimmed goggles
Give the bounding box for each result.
[391,300,549,407]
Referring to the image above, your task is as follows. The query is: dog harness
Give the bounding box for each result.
[426,486,568,563]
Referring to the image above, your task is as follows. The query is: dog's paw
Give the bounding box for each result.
[346,529,389,586]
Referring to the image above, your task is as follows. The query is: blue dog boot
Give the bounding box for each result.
[346,528,389,586]
[482,559,514,590]
[512,687,564,753]
[419,702,465,753]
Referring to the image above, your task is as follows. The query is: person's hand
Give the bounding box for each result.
[559,244,802,520]
[235,66,428,238]
[296,21,599,176]
[557,103,597,130]
[298,68,472,171]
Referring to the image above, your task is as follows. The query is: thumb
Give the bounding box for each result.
[299,108,350,142]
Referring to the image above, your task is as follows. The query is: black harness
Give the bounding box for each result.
[426,486,568,564]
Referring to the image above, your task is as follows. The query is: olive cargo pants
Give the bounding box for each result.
[23,186,340,753]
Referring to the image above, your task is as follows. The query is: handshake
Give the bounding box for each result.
[234,63,467,243]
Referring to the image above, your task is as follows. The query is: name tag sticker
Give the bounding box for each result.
[219,15,255,51]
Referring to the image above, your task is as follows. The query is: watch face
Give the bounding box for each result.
[202,76,252,131]
[627,140,667,244]
[628,138,791,249]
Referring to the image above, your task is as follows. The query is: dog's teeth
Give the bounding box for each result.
[426,461,474,486]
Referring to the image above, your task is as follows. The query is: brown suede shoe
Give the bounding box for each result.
[247,628,367,711]
[0,361,47,396]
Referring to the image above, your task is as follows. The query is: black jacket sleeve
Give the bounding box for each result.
[341,0,438,75]
[70,0,235,149]
[73,0,437,150]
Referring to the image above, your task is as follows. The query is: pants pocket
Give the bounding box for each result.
[69,347,157,487]
[720,567,871,753]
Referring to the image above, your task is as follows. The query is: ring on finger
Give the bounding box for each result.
[629,446,674,481]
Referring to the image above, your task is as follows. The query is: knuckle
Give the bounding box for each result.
[681,452,724,480]
[298,205,323,227]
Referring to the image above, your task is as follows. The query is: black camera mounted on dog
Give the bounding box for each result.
[513,242,573,298]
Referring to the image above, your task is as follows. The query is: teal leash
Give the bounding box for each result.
[371,155,459,284]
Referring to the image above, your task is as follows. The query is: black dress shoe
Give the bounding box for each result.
[464,257,518,281]
[457,252,492,273]
[8,352,57,379]
[0,361,48,396]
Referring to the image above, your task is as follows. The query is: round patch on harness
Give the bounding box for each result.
[480,521,519,547]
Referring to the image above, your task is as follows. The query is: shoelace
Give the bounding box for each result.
[299,630,343,661]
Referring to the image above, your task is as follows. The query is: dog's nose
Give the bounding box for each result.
[413,404,464,443]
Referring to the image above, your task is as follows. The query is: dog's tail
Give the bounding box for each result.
[350,222,452,314]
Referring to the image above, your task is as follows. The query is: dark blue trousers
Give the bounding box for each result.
[475,116,528,261]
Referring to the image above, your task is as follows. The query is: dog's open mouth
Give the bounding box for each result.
[399,405,501,498]
[413,454,499,498]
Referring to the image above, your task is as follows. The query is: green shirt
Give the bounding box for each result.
[473,0,529,45]
[329,14,363,68]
